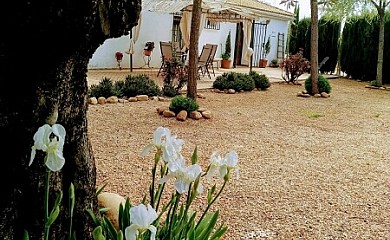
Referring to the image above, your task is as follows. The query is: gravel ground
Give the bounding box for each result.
[87,78,390,239]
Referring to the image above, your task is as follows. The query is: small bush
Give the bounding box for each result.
[169,95,199,114]
[305,75,332,95]
[212,72,255,91]
[122,74,161,97]
[162,84,179,97]
[88,77,119,98]
[249,71,271,90]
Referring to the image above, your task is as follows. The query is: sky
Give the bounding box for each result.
[261,0,312,19]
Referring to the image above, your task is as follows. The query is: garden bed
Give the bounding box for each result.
[87,78,390,239]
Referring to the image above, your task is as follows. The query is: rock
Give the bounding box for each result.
[301,93,311,98]
[156,107,168,115]
[97,97,106,104]
[190,111,202,120]
[176,110,187,121]
[88,97,98,105]
[158,97,170,102]
[128,97,138,102]
[313,93,322,98]
[201,110,212,119]
[163,110,176,117]
[198,107,207,112]
[136,95,149,101]
[228,89,236,94]
[106,96,118,103]
[321,92,330,98]
[97,192,126,230]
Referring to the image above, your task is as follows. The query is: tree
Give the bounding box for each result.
[0,1,140,239]
[310,0,320,94]
[187,0,203,100]
[293,0,390,86]
[282,0,320,94]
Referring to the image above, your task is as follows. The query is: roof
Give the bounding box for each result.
[142,0,294,21]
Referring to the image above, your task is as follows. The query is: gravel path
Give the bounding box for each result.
[87,78,390,239]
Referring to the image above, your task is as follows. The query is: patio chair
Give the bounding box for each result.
[157,41,174,77]
[318,56,329,73]
[205,44,218,77]
[197,44,213,79]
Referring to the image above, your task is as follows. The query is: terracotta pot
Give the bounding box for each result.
[221,59,231,69]
[259,59,268,68]
[144,50,152,56]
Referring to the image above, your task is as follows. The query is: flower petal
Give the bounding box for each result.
[147,225,157,240]
[125,224,139,240]
[141,144,154,157]
[45,150,65,172]
[52,124,66,147]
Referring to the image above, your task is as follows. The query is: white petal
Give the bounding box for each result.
[174,179,189,194]
[130,204,148,227]
[33,124,52,151]
[147,225,157,240]
[45,150,65,172]
[141,144,154,157]
[146,204,158,223]
[29,147,37,166]
[225,151,239,167]
[153,127,167,145]
[125,224,139,240]
[52,124,66,147]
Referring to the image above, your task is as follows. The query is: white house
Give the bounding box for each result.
[88,0,293,70]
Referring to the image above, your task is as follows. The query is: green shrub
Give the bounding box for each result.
[305,75,332,95]
[169,95,199,114]
[122,74,161,97]
[249,71,271,90]
[88,77,119,98]
[162,84,179,97]
[212,72,255,91]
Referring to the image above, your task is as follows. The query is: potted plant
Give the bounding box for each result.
[259,36,271,68]
[221,31,231,69]
[144,41,155,56]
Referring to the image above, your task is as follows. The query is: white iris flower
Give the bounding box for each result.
[125,204,157,240]
[30,124,66,172]
[158,156,203,194]
[206,150,239,179]
[141,127,183,162]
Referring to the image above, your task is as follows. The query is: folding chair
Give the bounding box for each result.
[197,45,212,79]
[157,41,173,77]
[318,56,329,73]
[205,44,218,77]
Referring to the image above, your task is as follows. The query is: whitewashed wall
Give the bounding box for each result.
[198,22,237,65]
[88,12,288,69]
[88,11,173,69]
[257,18,289,63]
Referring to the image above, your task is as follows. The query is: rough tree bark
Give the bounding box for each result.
[0,0,140,239]
[187,0,202,100]
[310,0,319,94]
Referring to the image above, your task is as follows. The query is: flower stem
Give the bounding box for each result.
[195,179,227,229]
[169,192,181,238]
[150,151,161,208]
[44,168,50,240]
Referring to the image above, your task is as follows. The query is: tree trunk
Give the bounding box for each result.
[187,0,202,100]
[310,0,319,94]
[0,1,140,239]
[375,7,385,87]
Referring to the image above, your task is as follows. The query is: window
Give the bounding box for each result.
[204,19,220,30]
